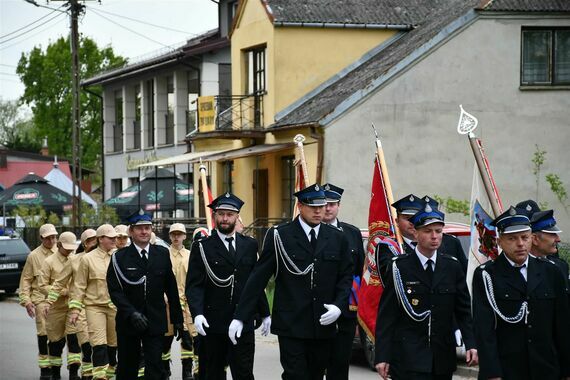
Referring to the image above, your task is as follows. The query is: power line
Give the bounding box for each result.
[85,6,200,36]
[0,4,65,40]
[0,11,66,45]
[0,12,67,51]
[0,72,19,76]
[88,8,174,49]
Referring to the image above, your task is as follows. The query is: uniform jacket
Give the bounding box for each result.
[338,221,365,319]
[107,243,183,336]
[234,217,353,340]
[70,247,114,309]
[49,251,86,305]
[440,234,467,274]
[472,253,570,380]
[375,252,475,375]
[38,251,71,309]
[185,230,269,334]
[19,244,55,305]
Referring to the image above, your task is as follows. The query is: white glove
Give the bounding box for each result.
[319,304,341,326]
[194,315,209,336]
[228,319,244,345]
[454,329,463,347]
[261,316,271,336]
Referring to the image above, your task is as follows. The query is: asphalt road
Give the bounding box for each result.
[0,293,474,379]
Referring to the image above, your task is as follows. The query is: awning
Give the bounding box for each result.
[136,149,230,168]
[201,142,299,162]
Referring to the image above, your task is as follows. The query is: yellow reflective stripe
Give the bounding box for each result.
[180,348,193,359]
[106,365,116,377]
[92,365,108,379]
[107,300,116,310]
[49,356,63,366]
[68,299,83,309]
[67,353,82,365]
[161,351,171,361]
[137,367,145,377]
[81,362,93,375]
[179,297,186,308]
[47,290,60,302]
[38,355,51,368]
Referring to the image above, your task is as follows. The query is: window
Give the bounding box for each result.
[246,47,266,95]
[133,85,141,149]
[145,80,155,148]
[113,90,123,152]
[521,28,570,85]
[111,179,123,197]
[187,70,199,135]
[222,161,234,193]
[165,76,175,145]
[281,156,295,219]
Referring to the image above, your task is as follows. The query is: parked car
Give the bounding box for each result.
[355,223,471,369]
[0,236,31,295]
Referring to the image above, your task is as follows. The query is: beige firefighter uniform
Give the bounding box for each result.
[19,243,55,369]
[69,246,117,379]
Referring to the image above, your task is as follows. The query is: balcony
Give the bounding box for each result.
[198,94,263,133]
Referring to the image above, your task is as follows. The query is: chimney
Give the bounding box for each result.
[40,136,49,156]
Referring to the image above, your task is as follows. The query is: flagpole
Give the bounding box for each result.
[199,163,213,231]
[371,123,403,246]
[467,133,503,217]
[456,105,503,218]
[294,134,310,186]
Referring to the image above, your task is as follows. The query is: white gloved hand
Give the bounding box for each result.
[228,319,244,345]
[454,329,463,347]
[260,316,271,336]
[194,315,209,336]
[319,304,341,326]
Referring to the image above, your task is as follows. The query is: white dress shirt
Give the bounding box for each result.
[217,231,236,252]
[504,254,529,282]
[133,243,151,259]
[415,247,437,270]
[298,216,321,242]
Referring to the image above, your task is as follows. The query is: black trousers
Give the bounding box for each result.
[199,331,255,380]
[326,316,356,380]
[116,332,164,380]
[389,364,452,380]
[278,336,332,380]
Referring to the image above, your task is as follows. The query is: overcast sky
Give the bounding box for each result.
[0,0,218,101]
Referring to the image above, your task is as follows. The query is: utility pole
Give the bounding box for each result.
[70,0,83,229]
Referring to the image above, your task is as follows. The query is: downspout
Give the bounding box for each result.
[83,86,105,202]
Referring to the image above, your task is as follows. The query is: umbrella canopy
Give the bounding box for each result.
[104,168,193,221]
[0,173,73,215]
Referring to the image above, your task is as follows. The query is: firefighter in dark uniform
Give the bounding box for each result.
[229,184,353,380]
[320,183,364,380]
[375,201,478,380]
[472,206,570,380]
[185,193,270,380]
[107,211,189,380]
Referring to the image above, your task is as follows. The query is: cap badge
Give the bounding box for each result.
[324,184,330,191]
[409,195,415,202]
[225,192,230,198]
[138,209,144,215]
[509,207,516,216]
[425,204,432,213]
[315,184,320,191]
[424,196,430,202]
[526,205,532,212]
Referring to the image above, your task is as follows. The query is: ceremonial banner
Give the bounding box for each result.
[199,164,215,230]
[357,157,400,340]
[466,164,500,295]
[292,135,309,219]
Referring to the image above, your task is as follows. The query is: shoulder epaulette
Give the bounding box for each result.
[443,233,459,240]
[536,256,556,265]
[275,220,292,230]
[322,223,342,232]
[392,253,409,261]
[440,253,458,262]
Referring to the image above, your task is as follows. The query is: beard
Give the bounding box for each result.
[217,221,236,235]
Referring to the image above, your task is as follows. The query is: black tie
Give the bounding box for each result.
[226,237,235,256]
[309,229,318,253]
[516,264,527,283]
[141,249,148,266]
[425,259,434,284]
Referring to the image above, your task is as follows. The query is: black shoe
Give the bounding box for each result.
[39,367,51,380]
[51,366,61,380]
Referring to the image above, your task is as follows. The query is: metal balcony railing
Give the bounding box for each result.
[131,120,141,149]
[215,94,263,131]
[186,109,197,135]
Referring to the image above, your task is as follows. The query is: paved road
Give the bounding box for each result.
[0,293,475,379]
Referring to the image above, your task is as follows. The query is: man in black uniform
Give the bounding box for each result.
[107,211,189,380]
[472,206,570,380]
[375,201,477,380]
[321,183,364,380]
[530,209,569,280]
[229,184,353,380]
[186,193,270,380]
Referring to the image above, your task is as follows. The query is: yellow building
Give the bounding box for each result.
[188,0,420,226]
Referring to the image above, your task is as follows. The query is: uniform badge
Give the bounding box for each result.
[315,184,320,191]
[225,192,230,198]
[411,299,419,306]
[409,195,415,202]
[324,184,330,191]
[406,288,412,294]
